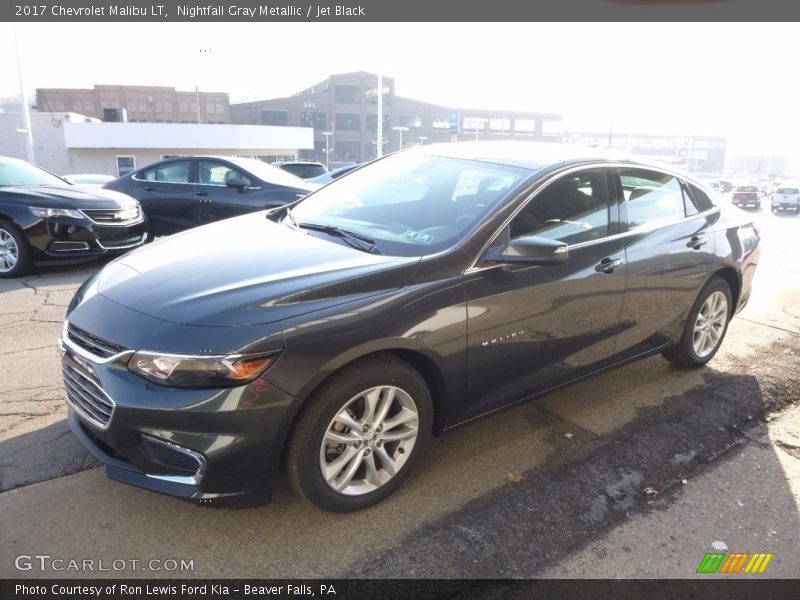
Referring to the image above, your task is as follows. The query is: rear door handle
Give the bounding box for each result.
[195,191,208,197]
[144,186,156,192]
[595,257,624,274]
[687,236,707,250]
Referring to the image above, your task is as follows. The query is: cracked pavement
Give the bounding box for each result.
[0,208,798,579]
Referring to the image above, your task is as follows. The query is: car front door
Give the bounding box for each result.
[613,167,717,359]
[134,160,196,235]
[193,159,263,224]
[463,167,627,418]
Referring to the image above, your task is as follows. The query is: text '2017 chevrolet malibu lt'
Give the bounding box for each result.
[61,142,760,512]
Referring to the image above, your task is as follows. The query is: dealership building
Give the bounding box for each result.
[0,111,313,177]
[230,71,564,162]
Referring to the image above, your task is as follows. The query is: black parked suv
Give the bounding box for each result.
[62,142,759,512]
[104,156,317,237]
[0,156,146,278]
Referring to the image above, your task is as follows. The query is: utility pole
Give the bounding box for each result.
[13,23,35,164]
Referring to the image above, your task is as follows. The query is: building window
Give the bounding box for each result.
[489,118,510,131]
[514,119,537,134]
[432,116,450,129]
[301,112,326,129]
[260,110,289,126]
[116,156,136,178]
[336,113,361,131]
[335,84,361,104]
[399,115,422,130]
[336,141,361,160]
[365,114,391,131]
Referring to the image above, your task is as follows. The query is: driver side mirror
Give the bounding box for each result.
[483,235,569,265]
[225,177,248,191]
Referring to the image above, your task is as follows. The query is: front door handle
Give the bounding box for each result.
[143,186,156,192]
[687,236,707,250]
[195,190,208,197]
[595,257,624,274]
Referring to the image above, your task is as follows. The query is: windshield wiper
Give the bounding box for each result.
[297,222,383,255]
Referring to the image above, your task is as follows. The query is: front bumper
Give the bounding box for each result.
[27,216,148,261]
[60,334,297,504]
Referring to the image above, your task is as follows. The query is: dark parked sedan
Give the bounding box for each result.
[0,156,147,278]
[104,156,317,236]
[62,142,759,512]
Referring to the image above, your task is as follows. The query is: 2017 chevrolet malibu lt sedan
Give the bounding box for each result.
[0,156,147,278]
[104,155,318,237]
[61,142,759,512]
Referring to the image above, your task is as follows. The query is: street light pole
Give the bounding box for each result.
[376,73,383,158]
[322,131,333,169]
[393,126,408,151]
[12,23,35,164]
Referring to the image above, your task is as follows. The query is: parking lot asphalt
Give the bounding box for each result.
[0,205,798,578]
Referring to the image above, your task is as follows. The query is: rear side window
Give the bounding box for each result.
[685,183,715,214]
[620,168,686,229]
[510,168,610,245]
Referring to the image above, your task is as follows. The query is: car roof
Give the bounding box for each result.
[416,141,635,171]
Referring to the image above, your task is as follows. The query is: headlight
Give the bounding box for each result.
[30,207,84,219]
[128,350,281,388]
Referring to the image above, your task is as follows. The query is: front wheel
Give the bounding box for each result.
[662,277,732,368]
[285,355,432,512]
[0,221,32,278]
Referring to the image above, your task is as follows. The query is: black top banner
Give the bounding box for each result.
[3,0,800,22]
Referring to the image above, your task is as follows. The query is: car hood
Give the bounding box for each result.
[96,212,421,327]
[0,185,137,209]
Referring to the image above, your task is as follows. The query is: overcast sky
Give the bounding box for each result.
[1,22,797,157]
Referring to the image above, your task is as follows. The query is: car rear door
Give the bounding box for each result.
[463,167,627,418]
[134,160,197,235]
[613,168,717,359]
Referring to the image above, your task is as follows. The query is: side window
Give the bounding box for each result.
[139,167,156,181]
[685,183,715,213]
[154,161,191,184]
[197,160,253,186]
[509,169,610,245]
[620,168,686,229]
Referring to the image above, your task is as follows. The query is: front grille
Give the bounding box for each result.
[81,206,141,224]
[62,362,115,429]
[96,233,146,250]
[67,323,127,359]
[141,436,204,475]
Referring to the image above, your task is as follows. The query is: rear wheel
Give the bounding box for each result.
[285,354,432,512]
[0,221,32,278]
[662,277,732,368]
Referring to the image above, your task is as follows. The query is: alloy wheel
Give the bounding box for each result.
[0,230,19,273]
[692,291,728,358]
[319,385,419,496]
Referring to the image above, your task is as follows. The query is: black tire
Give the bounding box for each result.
[0,221,32,278]
[662,276,733,369]
[285,354,433,512]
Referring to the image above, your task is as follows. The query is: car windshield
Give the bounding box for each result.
[224,157,311,188]
[777,187,799,194]
[736,186,759,192]
[0,159,68,187]
[280,163,328,179]
[288,151,532,257]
